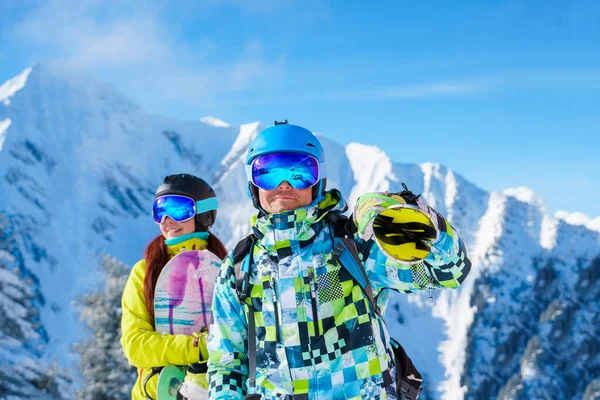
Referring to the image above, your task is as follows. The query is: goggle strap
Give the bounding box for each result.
[196,197,218,214]
[318,160,327,180]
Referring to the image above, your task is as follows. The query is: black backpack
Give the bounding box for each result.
[232,213,423,400]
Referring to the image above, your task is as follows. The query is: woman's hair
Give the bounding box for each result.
[207,233,228,260]
[143,232,228,325]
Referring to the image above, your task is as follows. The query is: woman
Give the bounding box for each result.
[121,174,228,400]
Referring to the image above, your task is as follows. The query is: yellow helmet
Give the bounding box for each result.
[353,186,437,264]
[373,205,437,263]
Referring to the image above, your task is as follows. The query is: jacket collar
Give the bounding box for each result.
[165,232,209,258]
[252,189,347,255]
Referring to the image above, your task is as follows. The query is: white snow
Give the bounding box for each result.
[0,118,11,152]
[554,210,600,232]
[200,116,231,127]
[219,121,260,169]
[504,186,544,208]
[0,67,32,105]
[346,143,395,202]
[444,168,458,221]
[555,210,589,225]
[438,192,507,399]
[421,162,443,210]
[588,216,600,232]
[540,215,559,249]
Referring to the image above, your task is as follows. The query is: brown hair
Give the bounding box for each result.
[143,233,228,325]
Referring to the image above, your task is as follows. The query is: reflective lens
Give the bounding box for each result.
[251,152,319,190]
[152,195,196,224]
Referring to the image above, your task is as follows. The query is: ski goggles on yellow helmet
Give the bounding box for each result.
[152,195,218,224]
[246,152,321,190]
[373,206,437,262]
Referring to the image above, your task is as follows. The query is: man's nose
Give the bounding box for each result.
[277,181,292,190]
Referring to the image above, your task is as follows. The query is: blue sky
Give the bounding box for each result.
[1,0,599,216]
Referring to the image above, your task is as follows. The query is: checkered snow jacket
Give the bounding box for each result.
[207,190,471,400]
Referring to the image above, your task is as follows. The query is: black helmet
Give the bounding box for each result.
[155,174,217,231]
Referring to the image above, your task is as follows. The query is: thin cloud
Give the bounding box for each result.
[348,68,600,102]
[372,82,480,99]
[475,68,600,90]
[217,66,600,107]
[10,0,286,103]
[222,80,481,106]
[312,68,600,103]
[13,1,168,65]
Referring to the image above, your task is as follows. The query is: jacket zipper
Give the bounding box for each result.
[308,268,321,399]
[270,275,282,343]
[308,269,320,337]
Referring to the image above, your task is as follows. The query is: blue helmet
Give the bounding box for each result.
[245,121,327,209]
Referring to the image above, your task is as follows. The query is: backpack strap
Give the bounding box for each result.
[231,234,259,395]
[331,237,382,318]
[326,213,382,318]
[233,234,255,302]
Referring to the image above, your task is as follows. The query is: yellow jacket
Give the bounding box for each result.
[120,236,211,400]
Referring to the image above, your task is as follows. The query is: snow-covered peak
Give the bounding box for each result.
[420,162,445,175]
[220,121,260,166]
[589,216,600,232]
[421,162,450,210]
[237,122,261,151]
[346,142,395,202]
[2,63,142,119]
[503,186,544,208]
[200,116,231,128]
[555,211,600,232]
[346,142,388,162]
[0,67,32,105]
[555,210,591,225]
[214,121,261,185]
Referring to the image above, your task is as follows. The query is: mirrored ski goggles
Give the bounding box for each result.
[247,152,320,190]
[152,195,218,224]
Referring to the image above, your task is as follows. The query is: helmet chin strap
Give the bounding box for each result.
[311,178,327,203]
[248,183,268,216]
[194,215,212,232]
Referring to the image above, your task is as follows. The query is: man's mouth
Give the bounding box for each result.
[273,196,295,200]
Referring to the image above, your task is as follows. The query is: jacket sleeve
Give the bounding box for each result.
[120,259,202,369]
[359,209,472,294]
[207,255,248,399]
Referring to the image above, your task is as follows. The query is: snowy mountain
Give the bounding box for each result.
[0,64,598,399]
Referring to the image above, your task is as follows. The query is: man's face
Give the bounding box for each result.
[258,181,313,214]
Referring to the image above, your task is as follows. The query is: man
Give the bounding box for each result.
[208,122,471,399]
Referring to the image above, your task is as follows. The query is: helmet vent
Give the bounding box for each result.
[307,143,316,148]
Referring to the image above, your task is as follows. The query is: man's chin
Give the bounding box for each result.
[268,199,299,213]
